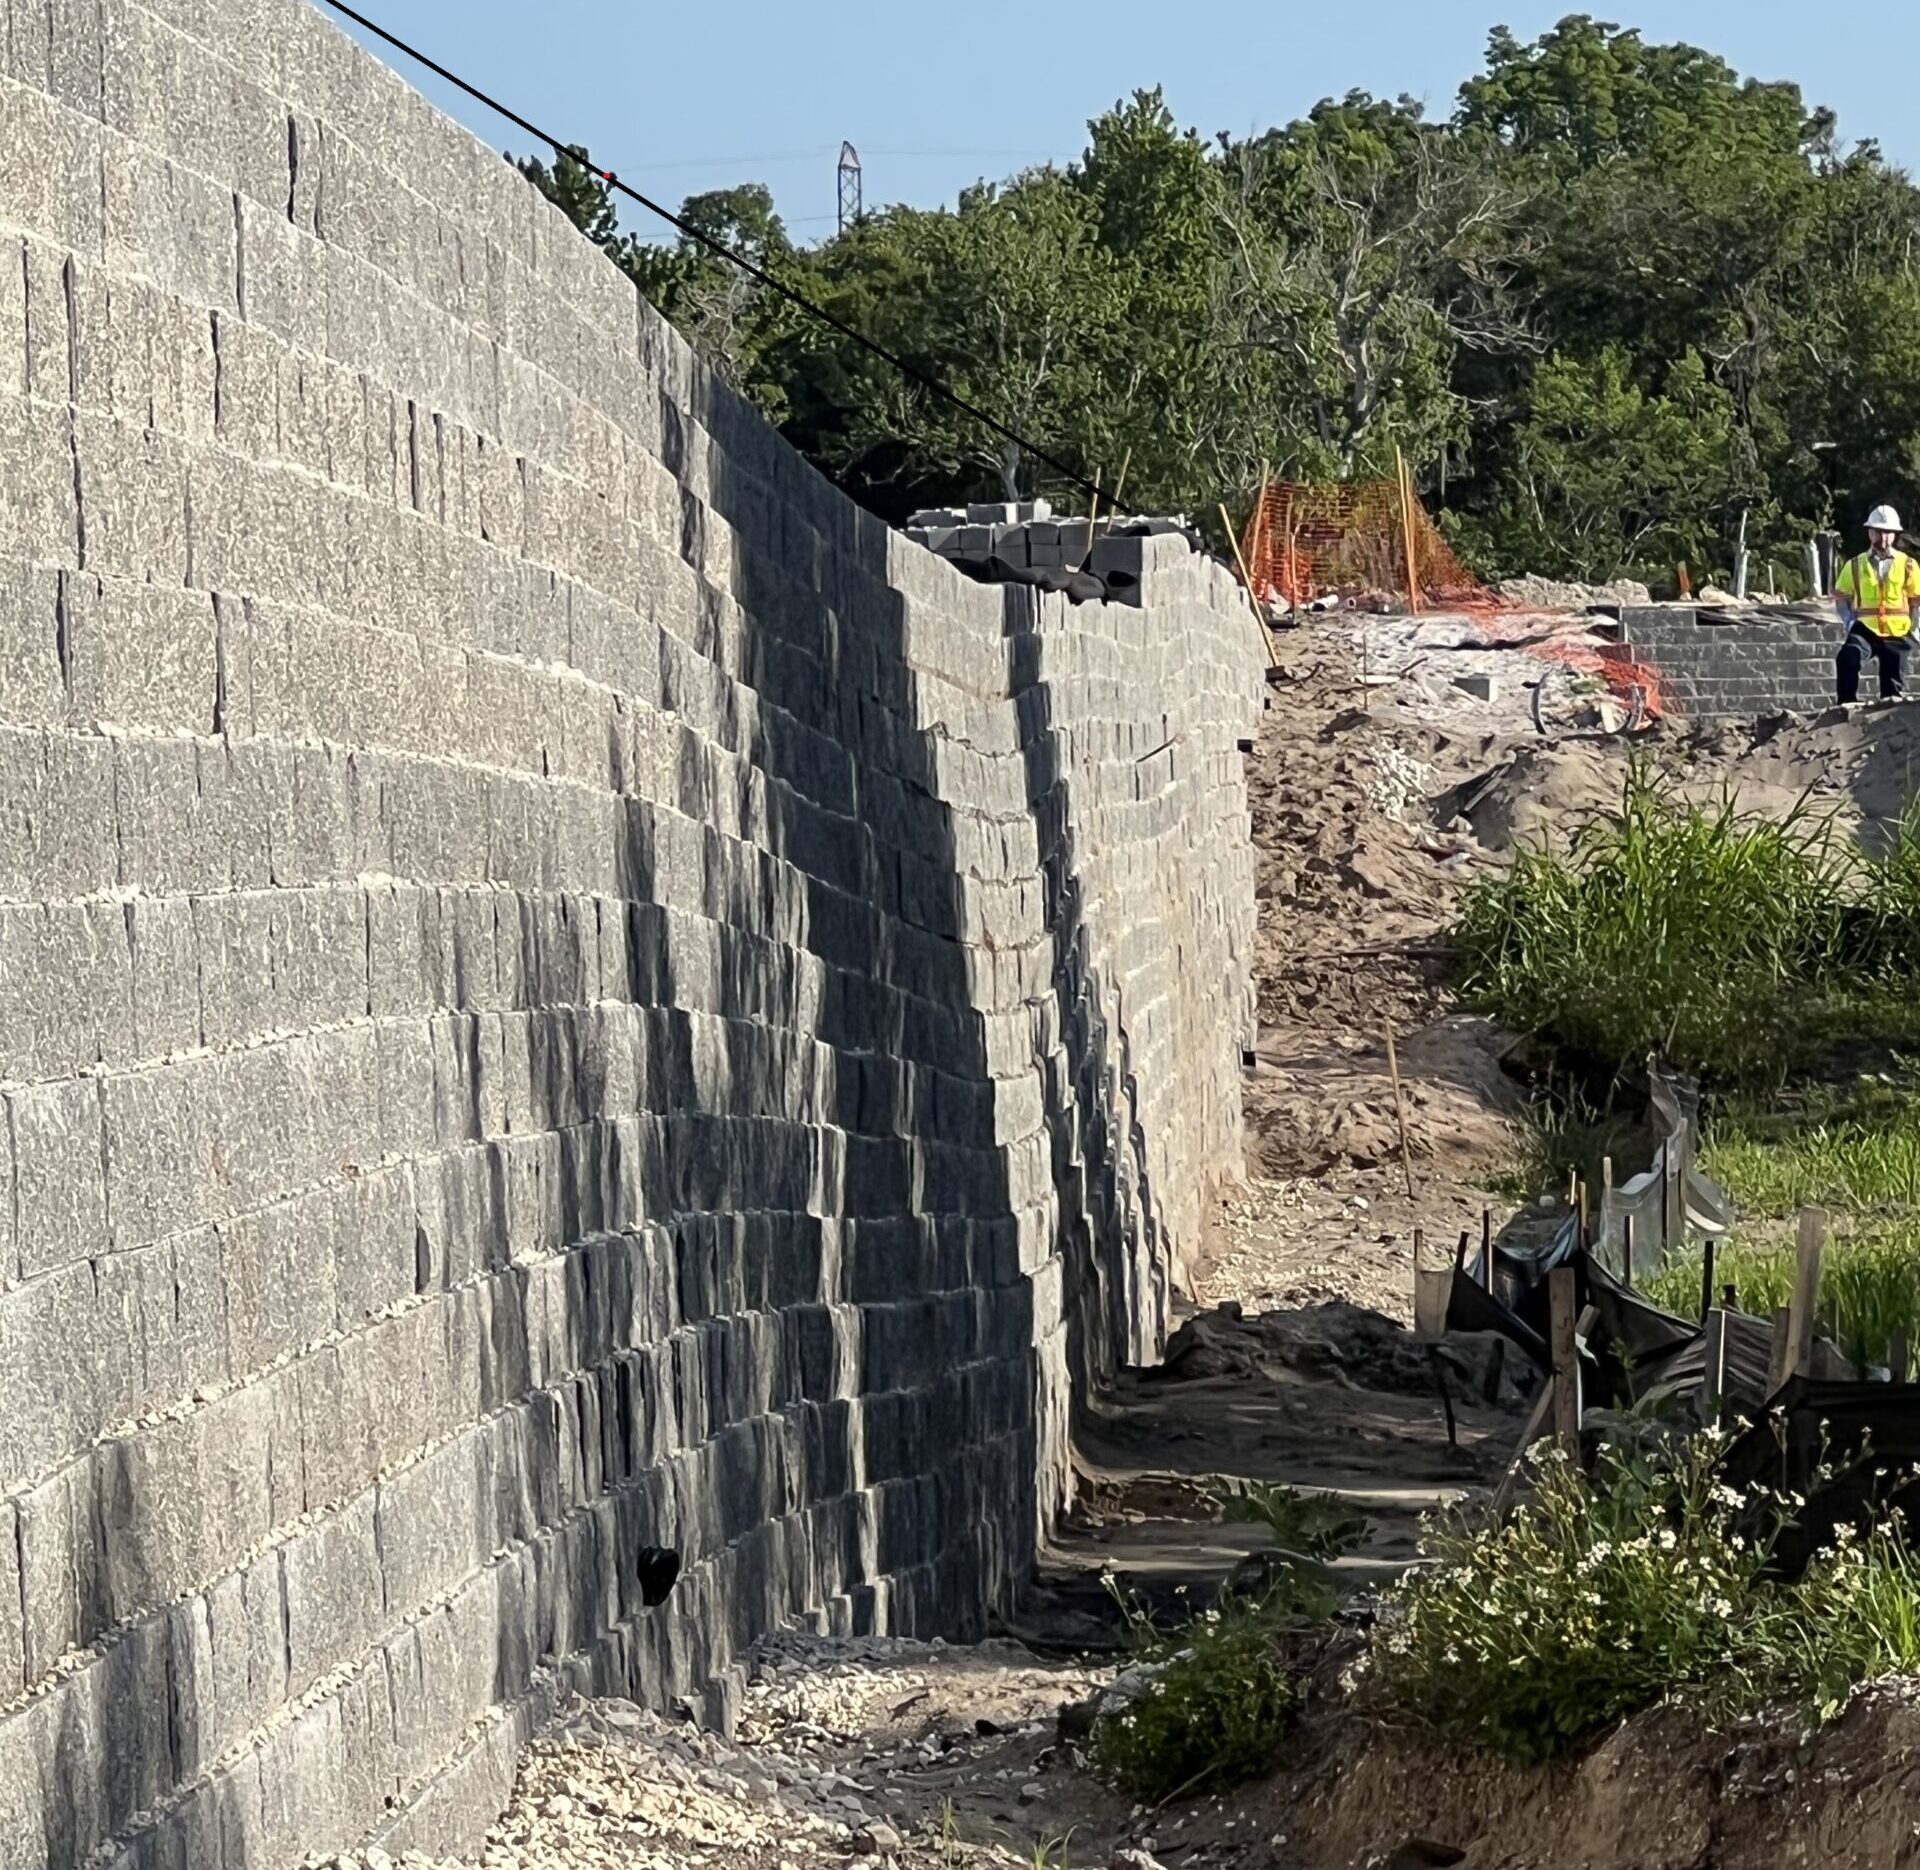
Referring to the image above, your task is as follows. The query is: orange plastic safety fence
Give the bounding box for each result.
[1239,478,1673,718]
[1240,480,1498,611]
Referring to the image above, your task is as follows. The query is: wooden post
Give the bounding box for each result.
[1480,1208,1493,1288]
[1701,1308,1728,1425]
[1783,1208,1825,1383]
[1454,1229,1471,1271]
[1890,1329,1910,1385]
[1549,1265,1582,1461]
[1481,1334,1507,1406]
[1384,1019,1417,1201]
[1621,1213,1634,1293]
[1699,1236,1716,1325]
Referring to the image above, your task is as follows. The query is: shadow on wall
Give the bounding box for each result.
[451,348,1046,1764]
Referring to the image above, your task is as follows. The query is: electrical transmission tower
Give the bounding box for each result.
[837,142,862,235]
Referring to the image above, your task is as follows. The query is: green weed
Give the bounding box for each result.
[1088,1589,1310,1805]
[1209,1479,1369,1559]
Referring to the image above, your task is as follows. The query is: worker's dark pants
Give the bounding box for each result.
[1838,625,1909,702]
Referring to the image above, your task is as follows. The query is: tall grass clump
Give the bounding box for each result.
[1453,768,1870,1081]
[1643,1229,1920,1372]
[1377,1435,1920,1763]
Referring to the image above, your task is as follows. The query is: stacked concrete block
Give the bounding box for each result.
[0,5,1265,1865]
[1603,609,1842,719]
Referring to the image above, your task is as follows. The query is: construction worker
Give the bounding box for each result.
[1835,505,1920,702]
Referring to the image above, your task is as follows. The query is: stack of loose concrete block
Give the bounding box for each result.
[0,5,1266,1865]
[905,505,1199,593]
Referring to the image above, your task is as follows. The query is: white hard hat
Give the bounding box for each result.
[1868,504,1904,531]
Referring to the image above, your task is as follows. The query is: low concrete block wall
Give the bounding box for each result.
[1610,608,1842,718]
[0,4,1264,1863]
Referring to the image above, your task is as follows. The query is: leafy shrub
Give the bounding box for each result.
[1377,1433,1920,1763]
[1089,1593,1310,1804]
[1091,1496,1362,1804]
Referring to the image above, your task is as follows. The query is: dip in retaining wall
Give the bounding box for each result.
[0,5,1264,1864]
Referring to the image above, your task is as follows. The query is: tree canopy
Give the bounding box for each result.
[514,17,1920,590]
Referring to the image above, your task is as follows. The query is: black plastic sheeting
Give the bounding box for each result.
[1718,1377,1920,1578]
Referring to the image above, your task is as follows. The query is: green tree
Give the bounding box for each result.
[513,144,621,248]
[1461,346,1750,579]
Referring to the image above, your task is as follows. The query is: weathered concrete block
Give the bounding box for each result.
[66,573,218,731]
[6,1078,107,1280]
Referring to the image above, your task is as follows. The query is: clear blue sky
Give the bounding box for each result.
[331,0,1904,242]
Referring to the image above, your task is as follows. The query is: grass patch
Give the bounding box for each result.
[1642,1230,1920,1372]
[1701,1080,1920,1218]
[1089,1484,1361,1804]
[1377,1433,1920,1763]
[1452,769,1920,1085]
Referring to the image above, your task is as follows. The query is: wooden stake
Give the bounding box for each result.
[1549,1265,1582,1462]
[1384,1018,1418,1201]
[1890,1328,1910,1385]
[1786,1207,1826,1383]
[1621,1213,1634,1293]
[1480,1208,1493,1288]
[1698,1237,1717,1325]
[1492,1301,1597,1514]
[1219,501,1278,662]
[1701,1308,1728,1425]
[1396,445,1422,614]
[1767,1306,1792,1393]
[1429,1345,1458,1448]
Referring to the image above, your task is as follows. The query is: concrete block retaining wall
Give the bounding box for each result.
[1607,608,1842,718]
[0,4,1264,1864]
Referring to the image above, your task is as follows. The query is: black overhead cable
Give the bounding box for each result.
[314,0,1110,506]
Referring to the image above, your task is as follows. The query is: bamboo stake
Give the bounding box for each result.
[1384,1018,1417,1201]
[1082,446,1132,570]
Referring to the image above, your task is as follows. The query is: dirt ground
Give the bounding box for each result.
[313,611,1920,1870]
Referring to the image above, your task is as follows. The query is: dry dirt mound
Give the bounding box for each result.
[1446,698,1920,857]
[1229,1677,1920,1869]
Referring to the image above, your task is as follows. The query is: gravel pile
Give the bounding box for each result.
[305,1635,1123,1870]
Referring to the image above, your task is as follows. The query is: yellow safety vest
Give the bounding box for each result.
[1838,550,1920,638]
